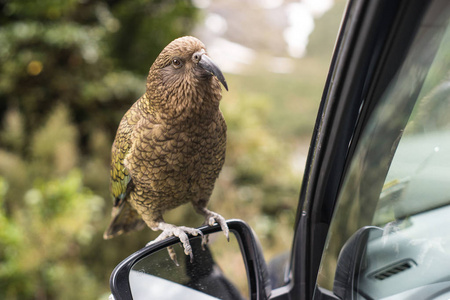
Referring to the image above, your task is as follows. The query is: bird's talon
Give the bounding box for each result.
[168,246,179,266]
[201,234,209,249]
[222,226,230,241]
[173,258,179,267]
[191,229,202,237]
[183,244,192,256]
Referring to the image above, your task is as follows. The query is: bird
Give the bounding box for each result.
[103,36,229,261]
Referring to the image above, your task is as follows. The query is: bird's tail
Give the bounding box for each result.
[103,200,146,239]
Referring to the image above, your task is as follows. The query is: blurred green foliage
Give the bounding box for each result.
[0,172,103,299]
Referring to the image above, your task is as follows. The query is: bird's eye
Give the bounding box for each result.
[172,58,182,68]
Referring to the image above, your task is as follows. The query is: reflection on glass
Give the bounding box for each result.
[130,232,248,300]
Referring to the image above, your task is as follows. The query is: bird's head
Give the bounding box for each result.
[147,36,228,105]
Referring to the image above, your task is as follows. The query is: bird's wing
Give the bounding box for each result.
[110,118,133,205]
[104,103,145,239]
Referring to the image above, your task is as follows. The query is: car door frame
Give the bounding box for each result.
[276,0,434,299]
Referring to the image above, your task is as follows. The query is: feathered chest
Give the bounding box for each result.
[126,112,227,188]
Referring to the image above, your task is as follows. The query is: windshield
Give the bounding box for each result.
[316,1,450,299]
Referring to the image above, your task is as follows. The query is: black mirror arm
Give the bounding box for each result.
[233,221,272,299]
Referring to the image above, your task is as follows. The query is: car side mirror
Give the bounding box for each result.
[109,219,272,300]
[333,226,383,300]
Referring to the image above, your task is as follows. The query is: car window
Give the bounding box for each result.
[315,1,450,299]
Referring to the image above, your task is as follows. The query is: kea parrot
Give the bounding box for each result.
[104,36,229,261]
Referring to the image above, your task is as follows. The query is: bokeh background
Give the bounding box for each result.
[0,0,345,298]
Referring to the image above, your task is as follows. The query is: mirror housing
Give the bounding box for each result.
[333,226,383,299]
[109,219,272,300]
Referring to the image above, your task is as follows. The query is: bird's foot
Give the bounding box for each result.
[202,211,229,248]
[146,224,203,264]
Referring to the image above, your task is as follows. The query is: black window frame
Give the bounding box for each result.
[288,0,433,299]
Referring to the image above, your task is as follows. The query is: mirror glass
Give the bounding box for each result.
[129,232,249,300]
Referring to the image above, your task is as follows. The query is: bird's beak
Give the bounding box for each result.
[198,54,228,91]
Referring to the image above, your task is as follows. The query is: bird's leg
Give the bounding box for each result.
[145,221,203,264]
[194,204,229,247]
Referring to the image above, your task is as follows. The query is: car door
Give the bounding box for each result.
[287,0,450,299]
